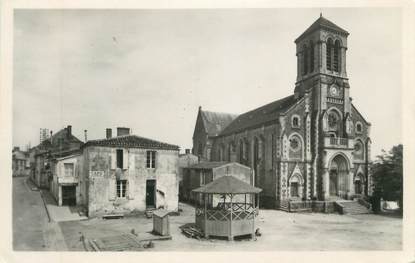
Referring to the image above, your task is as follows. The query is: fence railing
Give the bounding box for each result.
[325,136,349,147]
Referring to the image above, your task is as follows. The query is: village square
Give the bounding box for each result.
[11,12,403,252]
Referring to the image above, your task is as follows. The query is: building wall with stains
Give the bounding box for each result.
[82,146,179,217]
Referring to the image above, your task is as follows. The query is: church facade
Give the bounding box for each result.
[192,16,372,209]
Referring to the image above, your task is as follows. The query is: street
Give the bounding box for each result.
[13,176,66,251]
[12,176,48,250]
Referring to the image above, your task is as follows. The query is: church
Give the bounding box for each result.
[192,15,372,210]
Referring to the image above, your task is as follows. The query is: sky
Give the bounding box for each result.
[13,8,402,158]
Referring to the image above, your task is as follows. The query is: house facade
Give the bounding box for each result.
[178,150,199,201]
[12,147,30,177]
[50,152,83,206]
[31,125,84,188]
[192,16,372,209]
[81,128,180,217]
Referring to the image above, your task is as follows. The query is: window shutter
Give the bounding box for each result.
[123,149,129,169]
[109,178,116,201]
[128,179,134,200]
[110,150,116,170]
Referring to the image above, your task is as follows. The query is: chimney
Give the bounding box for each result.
[67,125,72,138]
[50,131,53,143]
[84,130,88,142]
[106,128,112,139]
[185,149,190,154]
[117,127,130,137]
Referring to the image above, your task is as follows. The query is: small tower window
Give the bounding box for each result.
[326,38,333,71]
[197,142,203,156]
[334,40,341,72]
[356,122,363,134]
[292,115,300,128]
[309,41,314,72]
[302,44,308,75]
[239,140,244,163]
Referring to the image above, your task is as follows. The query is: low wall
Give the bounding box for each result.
[279,200,337,213]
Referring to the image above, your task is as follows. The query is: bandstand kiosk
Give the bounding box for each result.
[192,176,262,240]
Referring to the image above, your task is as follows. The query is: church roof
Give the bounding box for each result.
[192,175,262,194]
[219,95,299,136]
[187,161,230,169]
[82,134,179,151]
[200,109,238,137]
[295,15,349,43]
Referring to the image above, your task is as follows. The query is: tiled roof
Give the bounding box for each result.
[187,161,229,169]
[37,127,83,149]
[219,95,299,136]
[192,175,262,194]
[200,110,238,137]
[295,15,349,43]
[83,135,179,151]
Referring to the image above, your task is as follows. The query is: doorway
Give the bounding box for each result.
[146,180,156,208]
[62,185,76,206]
[354,174,363,194]
[329,170,338,196]
[329,154,349,198]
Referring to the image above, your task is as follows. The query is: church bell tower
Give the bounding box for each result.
[294,14,350,100]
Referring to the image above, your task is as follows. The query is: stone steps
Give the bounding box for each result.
[336,201,371,215]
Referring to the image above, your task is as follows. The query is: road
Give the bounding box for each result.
[12,176,67,251]
[12,176,48,250]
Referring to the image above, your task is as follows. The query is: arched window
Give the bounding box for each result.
[354,140,364,160]
[302,44,308,75]
[356,122,363,134]
[218,148,222,161]
[289,174,302,198]
[292,115,300,128]
[326,38,333,71]
[239,140,244,163]
[334,40,341,72]
[309,41,314,72]
[197,142,203,156]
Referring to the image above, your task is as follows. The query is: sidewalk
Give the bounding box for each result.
[41,190,88,222]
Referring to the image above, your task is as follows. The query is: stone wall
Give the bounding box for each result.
[211,123,279,208]
[84,146,179,217]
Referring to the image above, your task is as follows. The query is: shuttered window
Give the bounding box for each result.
[146,151,156,169]
[116,149,123,169]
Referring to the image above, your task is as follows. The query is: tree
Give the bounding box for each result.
[371,144,403,211]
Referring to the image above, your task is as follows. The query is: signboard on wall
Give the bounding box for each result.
[89,171,104,177]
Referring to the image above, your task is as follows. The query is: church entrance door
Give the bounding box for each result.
[329,170,338,196]
[329,154,349,199]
